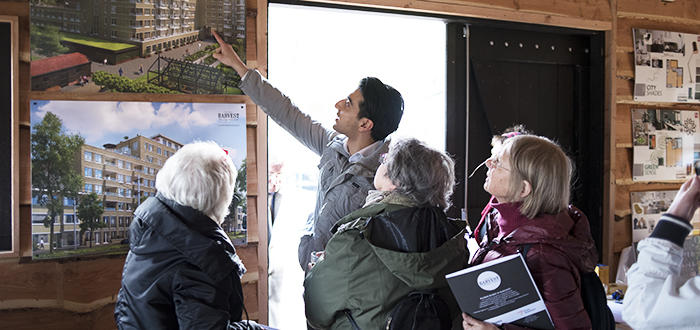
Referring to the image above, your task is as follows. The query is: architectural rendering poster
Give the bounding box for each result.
[633,28,700,103]
[631,190,700,243]
[30,100,247,259]
[631,108,700,181]
[30,0,245,95]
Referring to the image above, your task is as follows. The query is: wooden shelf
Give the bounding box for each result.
[616,97,700,108]
[615,178,685,185]
[615,209,631,218]
[616,143,632,148]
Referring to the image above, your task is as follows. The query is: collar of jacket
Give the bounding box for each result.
[328,135,389,169]
[364,191,418,208]
[331,201,408,234]
[134,194,245,281]
[491,201,529,237]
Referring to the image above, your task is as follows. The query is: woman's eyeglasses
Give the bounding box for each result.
[485,157,510,171]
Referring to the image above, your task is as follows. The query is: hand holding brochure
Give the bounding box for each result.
[445,253,554,329]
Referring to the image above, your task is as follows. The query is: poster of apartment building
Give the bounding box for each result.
[30,100,247,259]
[631,190,700,243]
[631,108,700,181]
[30,0,245,95]
[633,28,700,103]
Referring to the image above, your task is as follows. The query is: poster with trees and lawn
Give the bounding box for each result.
[30,0,246,95]
[30,100,248,259]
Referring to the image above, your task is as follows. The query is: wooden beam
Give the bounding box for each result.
[601,0,617,281]
[254,0,269,324]
[302,0,612,30]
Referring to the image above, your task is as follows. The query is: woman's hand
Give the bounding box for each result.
[462,313,499,330]
[668,176,700,222]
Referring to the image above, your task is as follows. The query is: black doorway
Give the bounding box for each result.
[447,23,604,259]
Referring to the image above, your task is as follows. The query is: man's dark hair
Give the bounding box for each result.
[358,77,404,141]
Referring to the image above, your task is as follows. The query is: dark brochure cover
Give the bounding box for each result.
[446,253,554,329]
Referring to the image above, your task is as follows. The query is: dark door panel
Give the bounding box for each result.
[447,23,604,260]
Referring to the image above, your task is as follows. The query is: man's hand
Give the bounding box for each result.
[211,30,248,77]
[307,251,325,270]
[462,313,499,330]
[668,176,700,222]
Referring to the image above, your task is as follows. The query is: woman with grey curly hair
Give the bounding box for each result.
[304,138,468,330]
[377,138,455,210]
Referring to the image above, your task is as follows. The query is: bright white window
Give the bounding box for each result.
[267,5,446,329]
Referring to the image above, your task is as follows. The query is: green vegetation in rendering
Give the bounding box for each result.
[62,33,137,51]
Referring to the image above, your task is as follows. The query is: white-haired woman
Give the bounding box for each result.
[463,135,597,330]
[115,141,262,330]
[304,138,469,329]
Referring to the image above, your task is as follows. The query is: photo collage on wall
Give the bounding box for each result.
[30,0,245,95]
[630,190,700,241]
[633,28,700,103]
[29,100,247,259]
[631,108,700,181]
[630,190,700,277]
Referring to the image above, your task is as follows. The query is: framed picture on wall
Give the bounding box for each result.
[0,15,20,257]
[29,0,246,95]
[29,100,247,259]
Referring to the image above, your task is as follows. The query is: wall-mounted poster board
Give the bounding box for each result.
[29,100,247,259]
[0,16,19,257]
[30,0,245,95]
[630,190,700,242]
[631,108,700,181]
[633,28,700,103]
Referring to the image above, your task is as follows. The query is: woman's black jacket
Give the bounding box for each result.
[115,194,258,330]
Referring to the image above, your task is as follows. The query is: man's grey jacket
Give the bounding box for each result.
[240,69,388,270]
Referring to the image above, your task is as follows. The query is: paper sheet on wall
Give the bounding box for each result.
[631,108,700,181]
[630,190,700,242]
[633,28,700,103]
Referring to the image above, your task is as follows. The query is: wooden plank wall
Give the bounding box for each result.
[611,0,700,277]
[1,0,697,327]
[0,0,268,328]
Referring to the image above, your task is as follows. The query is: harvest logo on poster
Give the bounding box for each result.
[217,106,244,126]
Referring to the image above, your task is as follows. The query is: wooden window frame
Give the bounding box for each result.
[0,15,20,258]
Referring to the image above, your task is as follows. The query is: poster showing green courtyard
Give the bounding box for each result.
[30,0,245,95]
[30,100,248,259]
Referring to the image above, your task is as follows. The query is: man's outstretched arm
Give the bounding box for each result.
[212,31,334,156]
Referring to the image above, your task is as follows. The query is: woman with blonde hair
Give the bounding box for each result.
[463,135,598,330]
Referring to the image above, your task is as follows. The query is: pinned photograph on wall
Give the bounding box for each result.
[631,108,700,181]
[633,28,700,103]
[631,190,700,275]
[30,100,247,259]
[30,0,245,95]
[630,190,676,242]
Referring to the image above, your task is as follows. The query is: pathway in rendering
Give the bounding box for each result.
[89,40,218,80]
